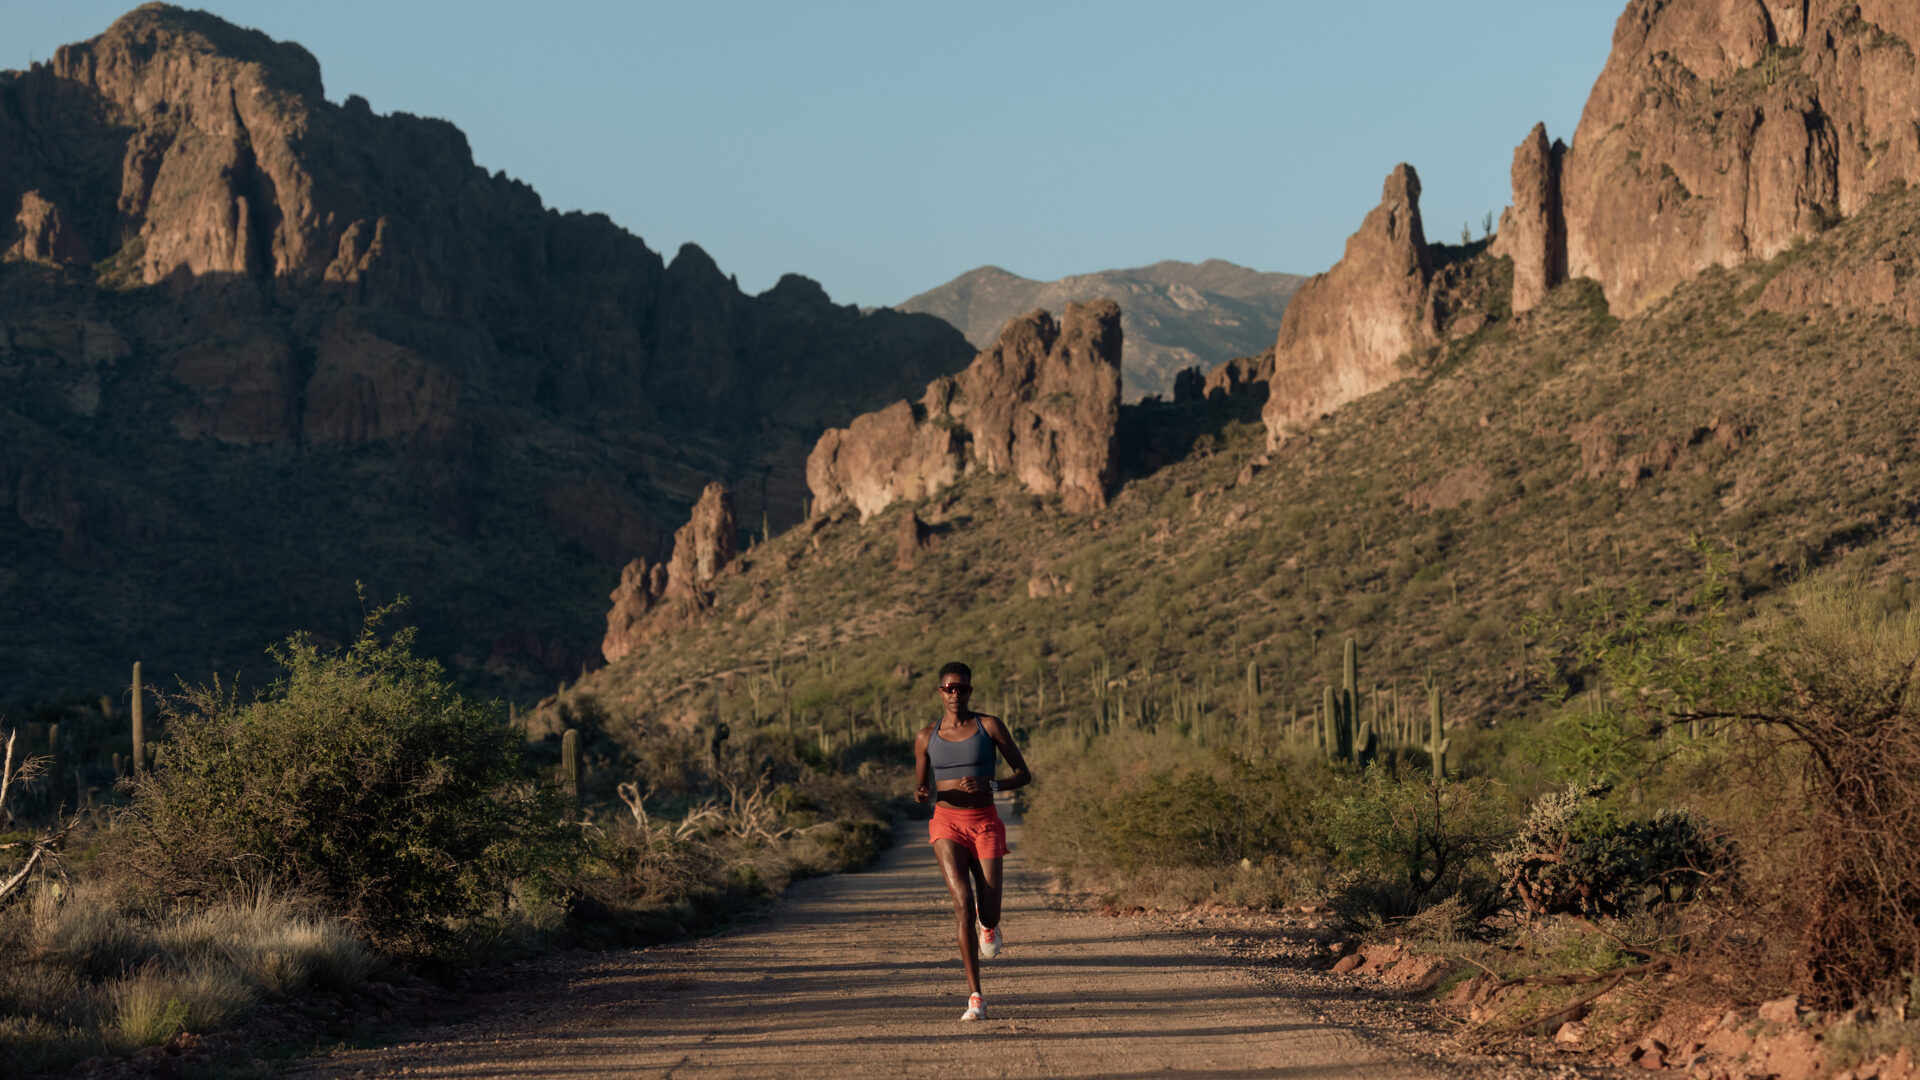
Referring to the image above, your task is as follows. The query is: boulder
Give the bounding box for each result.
[1490,124,1566,314]
[808,300,1123,518]
[1026,572,1074,599]
[1262,164,1435,443]
[1172,366,1205,402]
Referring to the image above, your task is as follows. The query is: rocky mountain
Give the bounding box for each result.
[548,0,1920,747]
[807,301,1123,521]
[1255,0,1920,443]
[553,175,1920,746]
[0,5,976,704]
[895,261,1303,401]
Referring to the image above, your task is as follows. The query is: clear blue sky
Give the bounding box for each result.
[10,1,1624,308]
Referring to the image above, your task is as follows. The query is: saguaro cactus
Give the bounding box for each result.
[131,661,145,778]
[561,727,581,801]
[1322,686,1338,763]
[1340,637,1362,763]
[1426,682,1450,781]
[48,723,62,807]
[1342,638,1358,705]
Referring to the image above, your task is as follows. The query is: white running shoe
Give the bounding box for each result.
[978,923,1003,959]
[961,992,985,1021]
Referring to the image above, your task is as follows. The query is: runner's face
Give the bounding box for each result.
[939,677,970,715]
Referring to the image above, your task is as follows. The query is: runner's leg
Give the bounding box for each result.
[933,839,981,995]
[975,856,1004,930]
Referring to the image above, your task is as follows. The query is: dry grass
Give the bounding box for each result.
[0,879,372,1071]
[105,962,258,1047]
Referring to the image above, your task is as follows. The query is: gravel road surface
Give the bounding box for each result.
[290,813,1462,1079]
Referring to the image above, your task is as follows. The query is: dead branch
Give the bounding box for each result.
[0,814,78,906]
[1482,957,1674,1036]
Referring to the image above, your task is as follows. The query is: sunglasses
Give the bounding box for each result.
[938,684,971,694]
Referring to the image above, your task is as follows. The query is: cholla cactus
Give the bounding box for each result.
[1496,782,1731,916]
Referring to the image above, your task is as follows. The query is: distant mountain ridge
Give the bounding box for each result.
[896,260,1304,400]
[0,4,975,702]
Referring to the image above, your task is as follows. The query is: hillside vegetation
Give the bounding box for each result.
[557,181,1920,750]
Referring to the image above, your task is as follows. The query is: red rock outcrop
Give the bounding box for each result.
[602,559,667,665]
[663,482,737,603]
[1755,253,1920,323]
[894,508,930,570]
[1559,0,1920,316]
[806,402,966,521]
[1202,348,1274,402]
[603,482,737,663]
[6,191,90,265]
[1490,124,1566,314]
[808,300,1123,518]
[1261,165,1435,441]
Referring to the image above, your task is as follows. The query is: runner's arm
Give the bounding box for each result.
[913,724,933,802]
[979,714,1031,791]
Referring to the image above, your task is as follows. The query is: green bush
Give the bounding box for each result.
[1023,729,1329,906]
[1318,771,1512,933]
[117,600,572,960]
[1096,758,1319,871]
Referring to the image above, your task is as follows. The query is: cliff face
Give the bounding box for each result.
[1257,0,1920,445]
[1261,165,1436,439]
[0,5,974,702]
[1561,0,1920,316]
[808,301,1123,519]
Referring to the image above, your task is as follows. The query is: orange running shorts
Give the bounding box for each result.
[928,802,1008,859]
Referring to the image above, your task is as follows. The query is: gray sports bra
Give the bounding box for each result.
[928,718,997,780]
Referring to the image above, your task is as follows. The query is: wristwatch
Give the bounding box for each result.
[987,779,1000,793]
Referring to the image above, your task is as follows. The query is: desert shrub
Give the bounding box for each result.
[1494,782,1733,917]
[116,600,572,960]
[817,817,889,867]
[1754,580,1920,1003]
[1096,757,1319,871]
[1023,729,1329,905]
[1317,771,1512,932]
[1551,560,1920,1004]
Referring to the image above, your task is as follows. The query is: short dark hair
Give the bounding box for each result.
[937,661,972,683]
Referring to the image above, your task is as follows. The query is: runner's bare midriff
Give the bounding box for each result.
[933,781,994,809]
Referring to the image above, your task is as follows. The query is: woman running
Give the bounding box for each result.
[914,661,1032,1021]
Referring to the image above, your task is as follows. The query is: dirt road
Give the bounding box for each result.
[292,815,1459,1079]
